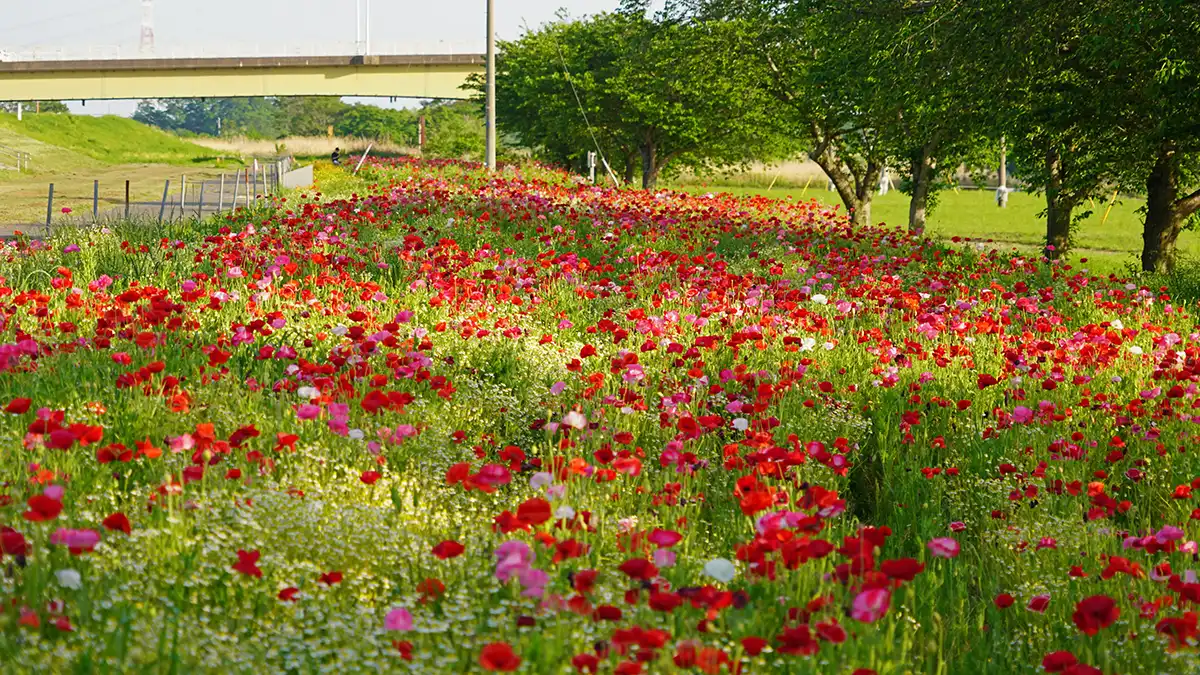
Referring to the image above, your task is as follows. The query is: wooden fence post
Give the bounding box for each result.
[125,180,131,219]
[197,179,205,218]
[46,183,54,227]
[93,180,99,221]
[178,175,187,221]
[218,174,225,212]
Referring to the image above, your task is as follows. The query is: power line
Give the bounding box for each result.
[528,18,621,187]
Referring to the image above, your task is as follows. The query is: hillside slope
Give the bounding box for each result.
[0,113,219,165]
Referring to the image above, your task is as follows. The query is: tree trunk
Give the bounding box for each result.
[622,150,637,186]
[640,142,659,190]
[1044,149,1074,260]
[813,153,872,227]
[908,146,934,235]
[1141,141,1200,273]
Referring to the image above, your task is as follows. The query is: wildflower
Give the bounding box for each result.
[55,569,81,589]
[384,607,413,631]
[851,588,891,623]
[232,550,262,578]
[703,558,735,583]
[1072,595,1119,635]
[479,642,521,672]
[927,537,960,558]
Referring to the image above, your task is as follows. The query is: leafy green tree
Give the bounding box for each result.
[335,104,419,146]
[134,98,281,138]
[274,97,348,137]
[690,0,900,225]
[1,101,69,114]
[483,8,788,189]
[421,101,486,160]
[1072,0,1200,271]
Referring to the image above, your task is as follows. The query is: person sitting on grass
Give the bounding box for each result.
[332,147,341,166]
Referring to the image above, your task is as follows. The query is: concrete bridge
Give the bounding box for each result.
[0,54,485,102]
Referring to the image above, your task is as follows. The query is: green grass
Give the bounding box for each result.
[0,113,221,165]
[675,184,1193,275]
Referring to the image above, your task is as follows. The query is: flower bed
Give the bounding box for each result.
[0,158,1196,673]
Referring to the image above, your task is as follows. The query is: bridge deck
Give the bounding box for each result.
[0,54,485,101]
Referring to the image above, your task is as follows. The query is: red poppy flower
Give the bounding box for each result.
[319,571,343,586]
[994,593,1015,609]
[741,636,768,656]
[431,540,465,559]
[0,527,29,556]
[1041,651,1078,673]
[278,587,299,602]
[572,653,599,673]
[232,549,262,578]
[479,642,521,672]
[5,398,31,414]
[516,497,552,526]
[1072,595,1119,635]
[360,470,381,485]
[102,512,131,535]
[23,494,63,522]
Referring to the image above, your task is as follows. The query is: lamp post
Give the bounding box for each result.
[485,0,496,171]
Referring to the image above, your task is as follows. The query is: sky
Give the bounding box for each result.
[2,0,642,115]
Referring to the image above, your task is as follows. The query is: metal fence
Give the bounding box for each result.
[0,144,31,172]
[38,157,294,228]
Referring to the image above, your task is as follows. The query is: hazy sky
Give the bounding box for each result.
[2,0,638,115]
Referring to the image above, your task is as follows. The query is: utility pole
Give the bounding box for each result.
[365,0,371,55]
[485,0,496,170]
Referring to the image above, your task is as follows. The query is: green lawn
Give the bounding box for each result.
[677,184,1188,274]
[0,113,222,166]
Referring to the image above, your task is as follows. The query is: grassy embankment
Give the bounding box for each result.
[0,113,239,227]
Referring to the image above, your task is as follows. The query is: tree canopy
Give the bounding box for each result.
[481,8,789,189]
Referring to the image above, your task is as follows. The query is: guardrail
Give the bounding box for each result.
[2,40,487,63]
[0,144,31,172]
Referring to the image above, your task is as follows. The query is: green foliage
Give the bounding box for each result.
[420,101,486,161]
[479,9,791,188]
[0,101,70,114]
[0,113,218,164]
[273,96,349,137]
[134,98,282,138]
[335,104,419,146]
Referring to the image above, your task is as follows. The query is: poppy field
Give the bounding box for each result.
[1,158,1199,674]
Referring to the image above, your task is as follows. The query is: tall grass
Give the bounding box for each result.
[192,135,416,160]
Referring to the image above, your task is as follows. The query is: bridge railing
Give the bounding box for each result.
[4,40,487,63]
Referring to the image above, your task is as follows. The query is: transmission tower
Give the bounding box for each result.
[139,0,155,55]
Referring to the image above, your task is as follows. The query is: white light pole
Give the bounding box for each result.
[365,0,371,55]
[485,0,496,171]
[355,0,361,55]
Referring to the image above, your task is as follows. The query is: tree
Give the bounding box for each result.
[483,8,787,189]
[134,98,281,138]
[1073,0,1200,272]
[274,97,348,137]
[690,0,901,225]
[335,104,419,146]
[0,101,69,114]
[953,0,1115,260]
[421,101,486,160]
